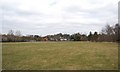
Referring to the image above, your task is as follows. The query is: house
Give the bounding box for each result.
[60,37,67,41]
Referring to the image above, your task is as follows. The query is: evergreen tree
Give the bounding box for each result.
[88,31,92,41]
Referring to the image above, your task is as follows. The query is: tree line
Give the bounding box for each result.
[1,23,120,42]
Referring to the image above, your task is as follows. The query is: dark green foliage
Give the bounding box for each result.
[71,33,81,41]
[93,32,98,42]
[88,31,92,41]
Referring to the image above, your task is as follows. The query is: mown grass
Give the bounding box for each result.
[2,42,118,70]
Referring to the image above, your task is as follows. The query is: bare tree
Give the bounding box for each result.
[114,23,120,42]
[15,30,21,36]
[8,30,14,35]
[7,30,15,42]
[100,24,115,42]
[101,24,114,35]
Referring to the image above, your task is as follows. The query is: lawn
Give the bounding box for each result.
[2,42,118,70]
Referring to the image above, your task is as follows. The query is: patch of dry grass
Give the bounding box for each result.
[2,42,118,70]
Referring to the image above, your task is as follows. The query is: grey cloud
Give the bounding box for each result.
[118,1,120,24]
[64,6,83,13]
[50,1,57,6]
[64,3,117,17]
[1,4,43,17]
[1,18,108,36]
[63,3,117,26]
[1,0,118,35]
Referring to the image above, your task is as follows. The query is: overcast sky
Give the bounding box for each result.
[0,0,119,36]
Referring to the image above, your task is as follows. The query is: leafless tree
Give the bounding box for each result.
[15,30,21,36]
[8,30,14,35]
[101,24,114,35]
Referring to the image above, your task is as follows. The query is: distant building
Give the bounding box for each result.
[43,37,48,41]
[60,37,67,41]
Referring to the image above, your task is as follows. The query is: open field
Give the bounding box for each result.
[2,42,118,70]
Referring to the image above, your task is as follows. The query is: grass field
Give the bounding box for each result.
[2,42,118,70]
